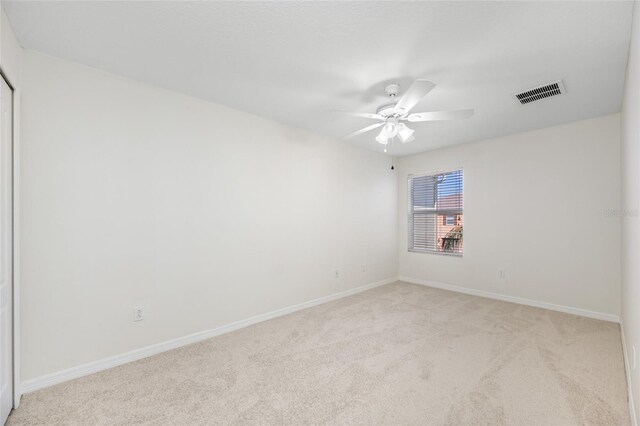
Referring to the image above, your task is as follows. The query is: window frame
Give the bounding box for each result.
[408,168,464,257]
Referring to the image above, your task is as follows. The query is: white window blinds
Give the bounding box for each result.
[408,169,463,255]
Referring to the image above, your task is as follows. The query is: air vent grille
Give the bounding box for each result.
[515,81,566,105]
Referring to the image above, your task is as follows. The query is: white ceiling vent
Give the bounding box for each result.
[514,80,566,105]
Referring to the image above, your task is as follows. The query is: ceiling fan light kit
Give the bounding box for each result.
[381,119,398,138]
[375,133,388,145]
[396,123,414,143]
[339,79,474,152]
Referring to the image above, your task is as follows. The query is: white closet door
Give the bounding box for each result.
[0,76,13,425]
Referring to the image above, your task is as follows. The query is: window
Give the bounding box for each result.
[408,169,463,255]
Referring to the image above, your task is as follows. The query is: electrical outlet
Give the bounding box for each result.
[334,269,340,279]
[133,307,144,322]
[497,269,506,280]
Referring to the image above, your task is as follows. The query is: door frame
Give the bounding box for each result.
[0,66,20,410]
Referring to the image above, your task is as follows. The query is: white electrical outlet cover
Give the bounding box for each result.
[134,307,144,322]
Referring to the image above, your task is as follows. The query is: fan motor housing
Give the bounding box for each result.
[376,102,399,117]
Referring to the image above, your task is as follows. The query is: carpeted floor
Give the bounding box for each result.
[8,281,630,425]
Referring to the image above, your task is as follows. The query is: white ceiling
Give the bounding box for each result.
[3,1,634,156]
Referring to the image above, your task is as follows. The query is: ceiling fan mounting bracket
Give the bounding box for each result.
[384,83,400,97]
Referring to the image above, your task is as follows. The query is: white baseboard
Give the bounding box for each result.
[398,276,620,323]
[21,276,398,394]
[621,322,638,426]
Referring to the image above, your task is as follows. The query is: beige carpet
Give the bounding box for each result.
[8,281,630,425]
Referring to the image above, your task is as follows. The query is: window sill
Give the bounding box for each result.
[408,249,463,257]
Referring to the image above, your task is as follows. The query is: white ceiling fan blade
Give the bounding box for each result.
[331,110,384,121]
[342,122,384,140]
[394,79,436,114]
[406,109,474,122]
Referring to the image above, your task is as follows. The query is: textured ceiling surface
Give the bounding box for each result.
[4,1,634,155]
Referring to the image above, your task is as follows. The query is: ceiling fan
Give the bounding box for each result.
[338,79,474,152]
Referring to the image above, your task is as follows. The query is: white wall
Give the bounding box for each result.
[398,114,621,318]
[19,50,398,382]
[621,1,640,424]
